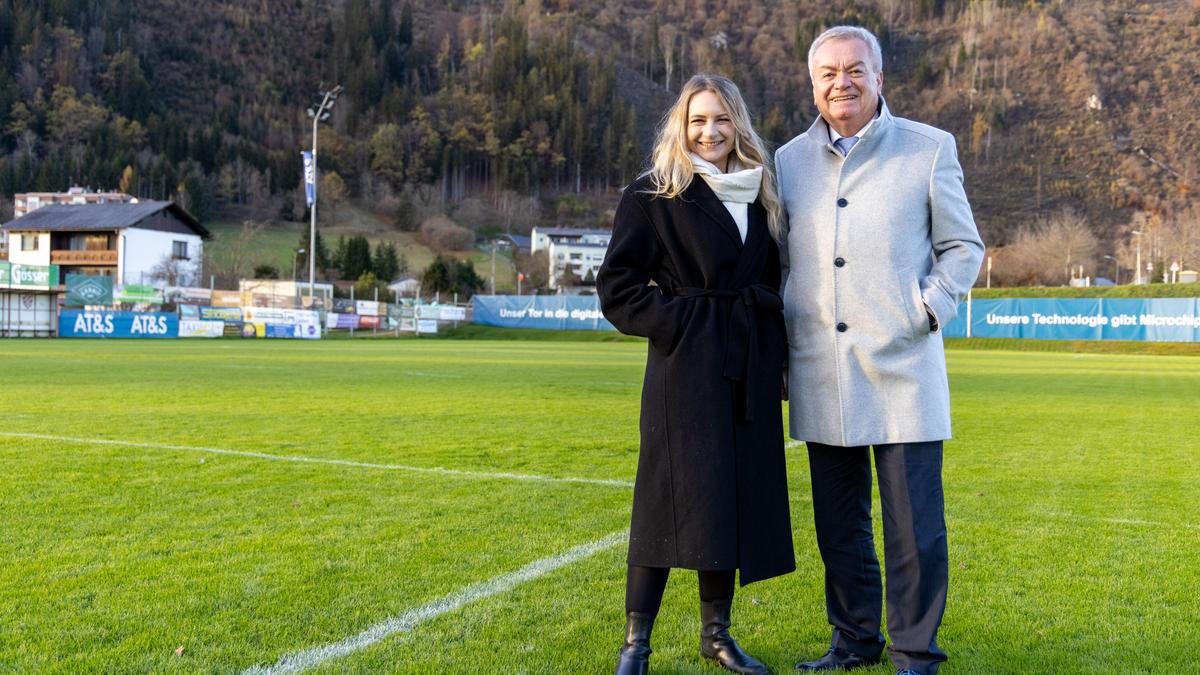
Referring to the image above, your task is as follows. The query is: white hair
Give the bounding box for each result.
[807,26,883,78]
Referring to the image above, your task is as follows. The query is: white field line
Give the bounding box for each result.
[1039,510,1199,531]
[242,529,628,675]
[0,432,632,489]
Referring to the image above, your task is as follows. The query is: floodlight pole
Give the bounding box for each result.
[307,85,343,308]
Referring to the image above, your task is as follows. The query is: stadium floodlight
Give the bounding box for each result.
[293,248,306,283]
[305,85,343,307]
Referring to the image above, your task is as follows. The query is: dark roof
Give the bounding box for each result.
[1,201,209,238]
[499,234,532,248]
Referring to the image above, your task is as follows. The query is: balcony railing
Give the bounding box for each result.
[50,250,118,265]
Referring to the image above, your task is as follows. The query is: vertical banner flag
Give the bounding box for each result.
[302,150,316,207]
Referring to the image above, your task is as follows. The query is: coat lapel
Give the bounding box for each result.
[683,178,744,249]
[731,201,769,288]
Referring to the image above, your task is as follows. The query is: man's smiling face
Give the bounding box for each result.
[811,37,883,138]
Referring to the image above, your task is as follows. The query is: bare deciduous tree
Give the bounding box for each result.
[992,208,1099,286]
[149,254,197,287]
[1161,203,1200,273]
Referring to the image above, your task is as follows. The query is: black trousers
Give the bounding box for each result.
[806,441,948,674]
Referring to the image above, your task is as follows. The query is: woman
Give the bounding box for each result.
[596,74,793,675]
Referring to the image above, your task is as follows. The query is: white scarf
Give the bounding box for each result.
[690,153,762,242]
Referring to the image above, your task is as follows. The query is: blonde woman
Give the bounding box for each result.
[597,74,794,675]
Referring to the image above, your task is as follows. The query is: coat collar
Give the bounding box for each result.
[807,97,894,158]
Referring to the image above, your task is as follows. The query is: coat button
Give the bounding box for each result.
[834,257,846,267]
[837,197,848,207]
[836,322,848,332]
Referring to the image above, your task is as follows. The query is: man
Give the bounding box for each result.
[774,26,984,675]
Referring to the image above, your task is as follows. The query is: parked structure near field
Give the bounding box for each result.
[531,226,611,290]
[1,201,208,286]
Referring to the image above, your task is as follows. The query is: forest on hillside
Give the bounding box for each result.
[2,0,1199,285]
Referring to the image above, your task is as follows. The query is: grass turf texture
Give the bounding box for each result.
[1,340,1196,673]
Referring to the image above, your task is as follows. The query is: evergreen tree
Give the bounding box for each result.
[372,241,400,282]
[340,234,373,280]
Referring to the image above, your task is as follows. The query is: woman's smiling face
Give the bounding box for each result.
[686,90,735,172]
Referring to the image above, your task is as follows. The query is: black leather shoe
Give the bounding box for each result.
[699,599,770,675]
[615,611,654,675]
[794,646,881,671]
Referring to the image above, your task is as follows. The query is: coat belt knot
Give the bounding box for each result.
[672,284,782,422]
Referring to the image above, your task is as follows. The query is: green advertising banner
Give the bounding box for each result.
[113,284,164,305]
[65,273,114,306]
[0,261,60,289]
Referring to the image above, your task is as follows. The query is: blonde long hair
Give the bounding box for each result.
[646,74,783,242]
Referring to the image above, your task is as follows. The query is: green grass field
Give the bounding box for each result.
[1,339,1197,674]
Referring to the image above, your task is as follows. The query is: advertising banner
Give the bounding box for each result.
[302,150,316,207]
[114,284,163,305]
[59,310,179,338]
[417,319,438,334]
[165,286,212,305]
[333,298,356,313]
[326,312,360,329]
[358,315,381,328]
[65,273,114,306]
[472,295,615,331]
[242,306,321,339]
[199,306,243,322]
[179,319,224,338]
[942,297,1200,342]
[439,305,467,321]
[355,300,381,316]
[0,261,60,290]
[264,324,296,338]
[211,290,243,307]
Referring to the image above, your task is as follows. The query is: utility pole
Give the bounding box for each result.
[305,85,343,308]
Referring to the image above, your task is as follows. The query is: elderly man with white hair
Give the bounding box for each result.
[775,25,984,675]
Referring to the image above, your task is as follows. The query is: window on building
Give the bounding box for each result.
[172,241,189,260]
[21,234,39,251]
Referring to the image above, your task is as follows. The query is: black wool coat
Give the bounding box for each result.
[596,174,795,585]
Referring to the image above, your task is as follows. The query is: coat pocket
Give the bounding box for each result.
[896,267,930,340]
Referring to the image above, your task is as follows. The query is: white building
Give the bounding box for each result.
[1,201,208,286]
[531,227,612,290]
[14,187,135,218]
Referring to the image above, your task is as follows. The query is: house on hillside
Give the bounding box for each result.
[530,226,612,290]
[1,201,209,286]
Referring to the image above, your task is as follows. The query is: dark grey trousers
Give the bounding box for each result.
[806,441,948,674]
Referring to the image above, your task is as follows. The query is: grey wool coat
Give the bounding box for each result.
[596,174,795,585]
[775,100,984,447]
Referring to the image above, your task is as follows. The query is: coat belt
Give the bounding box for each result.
[671,284,782,422]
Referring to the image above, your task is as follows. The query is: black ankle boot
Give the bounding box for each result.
[615,611,654,675]
[699,599,770,674]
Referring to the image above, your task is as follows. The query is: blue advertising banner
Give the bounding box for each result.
[302,151,316,207]
[59,310,179,338]
[472,295,615,331]
[942,298,1200,342]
